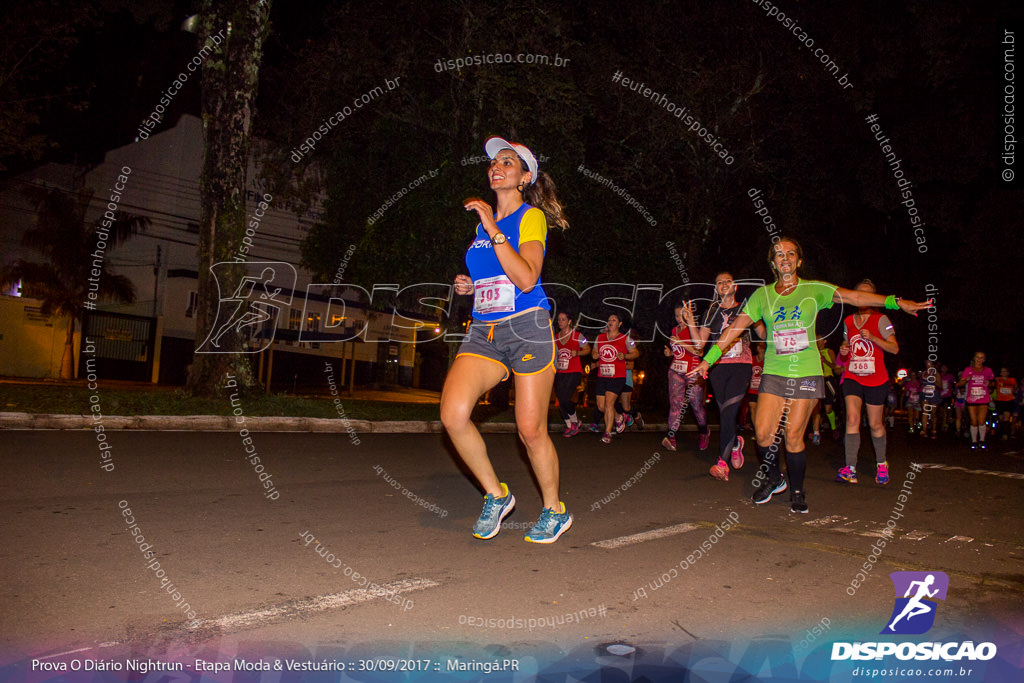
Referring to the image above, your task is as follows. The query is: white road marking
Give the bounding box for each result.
[903,530,932,541]
[803,515,847,527]
[591,523,701,549]
[187,577,439,632]
[858,528,895,539]
[916,463,1024,480]
[35,646,94,660]
[945,536,974,544]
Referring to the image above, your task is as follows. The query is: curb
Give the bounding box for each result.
[0,412,703,434]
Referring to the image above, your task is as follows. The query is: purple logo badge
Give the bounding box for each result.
[881,571,949,635]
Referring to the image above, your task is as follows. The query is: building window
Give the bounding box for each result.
[286,309,301,346]
[306,312,321,349]
[185,291,198,318]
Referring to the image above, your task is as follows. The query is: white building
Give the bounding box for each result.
[1,114,438,387]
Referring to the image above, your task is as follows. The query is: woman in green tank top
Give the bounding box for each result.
[690,237,930,514]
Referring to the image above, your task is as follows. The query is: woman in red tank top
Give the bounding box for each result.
[590,313,639,443]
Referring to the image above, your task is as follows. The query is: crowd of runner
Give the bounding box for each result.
[439,134,975,544]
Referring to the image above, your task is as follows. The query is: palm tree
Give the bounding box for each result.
[1,185,149,378]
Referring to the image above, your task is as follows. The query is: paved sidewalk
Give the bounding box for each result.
[0,411,696,434]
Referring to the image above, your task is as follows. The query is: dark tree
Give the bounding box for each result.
[187,0,273,394]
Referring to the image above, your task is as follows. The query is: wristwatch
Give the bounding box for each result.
[490,232,507,246]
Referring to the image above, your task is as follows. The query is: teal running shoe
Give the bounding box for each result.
[472,483,515,539]
[524,502,573,544]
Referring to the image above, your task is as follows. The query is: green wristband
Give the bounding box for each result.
[704,345,723,366]
[884,295,900,310]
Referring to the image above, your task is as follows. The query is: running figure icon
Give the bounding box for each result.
[888,574,939,631]
[881,571,949,635]
[196,261,296,353]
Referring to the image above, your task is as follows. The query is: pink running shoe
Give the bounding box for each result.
[710,459,729,481]
[563,422,580,438]
[614,414,626,434]
[835,466,858,484]
[601,432,612,444]
[730,435,745,469]
[661,436,677,451]
[698,432,710,451]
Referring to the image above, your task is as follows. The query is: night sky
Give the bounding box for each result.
[3,0,1022,375]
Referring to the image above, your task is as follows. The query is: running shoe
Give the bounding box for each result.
[524,502,573,544]
[875,461,890,485]
[752,473,787,504]
[710,459,729,481]
[836,466,858,484]
[472,483,516,539]
[698,432,710,451]
[970,442,978,450]
[790,491,808,514]
[661,436,677,451]
[981,442,988,450]
[588,423,602,433]
[730,435,745,469]
[563,421,580,438]
[634,412,645,431]
[614,414,626,434]
[810,432,821,446]
[601,432,612,444]
[624,414,634,428]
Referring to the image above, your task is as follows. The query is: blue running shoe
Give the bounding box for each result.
[524,502,573,544]
[472,483,515,539]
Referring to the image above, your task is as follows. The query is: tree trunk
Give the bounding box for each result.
[187,0,273,395]
[61,317,76,380]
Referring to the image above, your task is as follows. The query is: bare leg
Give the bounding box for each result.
[514,368,561,509]
[440,355,510,497]
[603,392,619,434]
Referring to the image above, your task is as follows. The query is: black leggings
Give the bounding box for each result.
[710,363,752,462]
[554,372,582,421]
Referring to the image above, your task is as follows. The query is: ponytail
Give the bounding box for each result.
[523,171,569,231]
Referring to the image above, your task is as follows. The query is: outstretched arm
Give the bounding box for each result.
[834,286,932,316]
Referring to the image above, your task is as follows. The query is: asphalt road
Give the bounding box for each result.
[2,426,1022,674]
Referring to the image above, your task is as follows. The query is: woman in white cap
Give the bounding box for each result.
[440,136,572,543]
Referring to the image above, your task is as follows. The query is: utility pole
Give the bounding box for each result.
[152,245,161,317]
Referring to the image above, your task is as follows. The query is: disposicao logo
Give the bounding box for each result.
[831,571,997,662]
[881,571,948,635]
